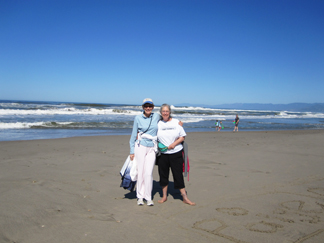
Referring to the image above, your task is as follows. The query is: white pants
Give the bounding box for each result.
[134,144,155,201]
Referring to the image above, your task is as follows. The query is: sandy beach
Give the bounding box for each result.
[1,130,324,243]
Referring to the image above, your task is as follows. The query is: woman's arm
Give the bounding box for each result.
[129,117,139,159]
[168,136,185,150]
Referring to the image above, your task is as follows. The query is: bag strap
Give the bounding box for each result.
[140,113,153,134]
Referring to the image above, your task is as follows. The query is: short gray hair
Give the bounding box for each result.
[160,104,172,118]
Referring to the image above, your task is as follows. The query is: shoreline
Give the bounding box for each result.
[1,128,324,143]
[1,129,324,242]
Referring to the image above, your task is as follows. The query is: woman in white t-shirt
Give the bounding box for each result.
[157,104,195,206]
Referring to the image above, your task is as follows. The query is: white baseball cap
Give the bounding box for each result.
[142,98,154,106]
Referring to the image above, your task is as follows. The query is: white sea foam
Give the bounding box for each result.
[171,105,280,113]
[0,108,141,116]
[1,108,323,121]
[171,105,224,111]
[0,121,75,129]
[0,122,43,129]
[0,102,23,108]
[175,111,324,121]
[176,117,206,123]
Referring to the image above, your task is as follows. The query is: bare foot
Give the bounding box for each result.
[158,197,167,203]
[183,197,196,206]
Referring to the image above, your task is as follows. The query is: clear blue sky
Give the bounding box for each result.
[1,0,323,106]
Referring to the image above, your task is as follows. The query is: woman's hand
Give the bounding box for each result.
[168,144,176,150]
[168,136,185,150]
[130,154,135,161]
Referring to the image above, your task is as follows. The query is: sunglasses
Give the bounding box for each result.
[144,105,153,108]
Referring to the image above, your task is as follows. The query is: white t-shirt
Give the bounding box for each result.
[157,118,186,154]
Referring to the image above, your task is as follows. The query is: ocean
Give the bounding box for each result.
[1,100,324,141]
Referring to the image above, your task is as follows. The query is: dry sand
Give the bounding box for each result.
[1,130,324,243]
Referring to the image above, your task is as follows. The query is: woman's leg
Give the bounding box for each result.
[179,188,196,206]
[169,151,185,190]
[158,185,168,203]
[143,147,156,201]
[134,144,146,200]
[158,153,170,202]
[170,151,195,206]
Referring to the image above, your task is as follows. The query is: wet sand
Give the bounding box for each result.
[1,130,324,243]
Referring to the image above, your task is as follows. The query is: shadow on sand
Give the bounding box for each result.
[123,180,183,201]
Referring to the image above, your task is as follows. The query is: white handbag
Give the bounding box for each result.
[129,157,138,181]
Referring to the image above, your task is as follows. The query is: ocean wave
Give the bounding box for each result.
[171,105,217,111]
[175,112,324,120]
[171,105,281,113]
[0,108,142,116]
[2,100,324,141]
[1,108,323,120]
[0,121,73,129]
[0,121,133,129]
[0,102,25,108]
[177,117,206,123]
[2,100,324,119]
[0,101,138,112]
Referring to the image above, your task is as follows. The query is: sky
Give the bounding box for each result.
[1,0,323,106]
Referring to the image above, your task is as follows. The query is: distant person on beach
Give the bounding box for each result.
[233,114,239,132]
[215,120,219,131]
[157,104,195,206]
[218,121,223,131]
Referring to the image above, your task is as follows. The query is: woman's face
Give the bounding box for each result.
[161,106,171,121]
[143,104,154,117]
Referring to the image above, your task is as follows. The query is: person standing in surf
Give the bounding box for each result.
[218,121,223,131]
[233,114,239,132]
[215,120,219,131]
